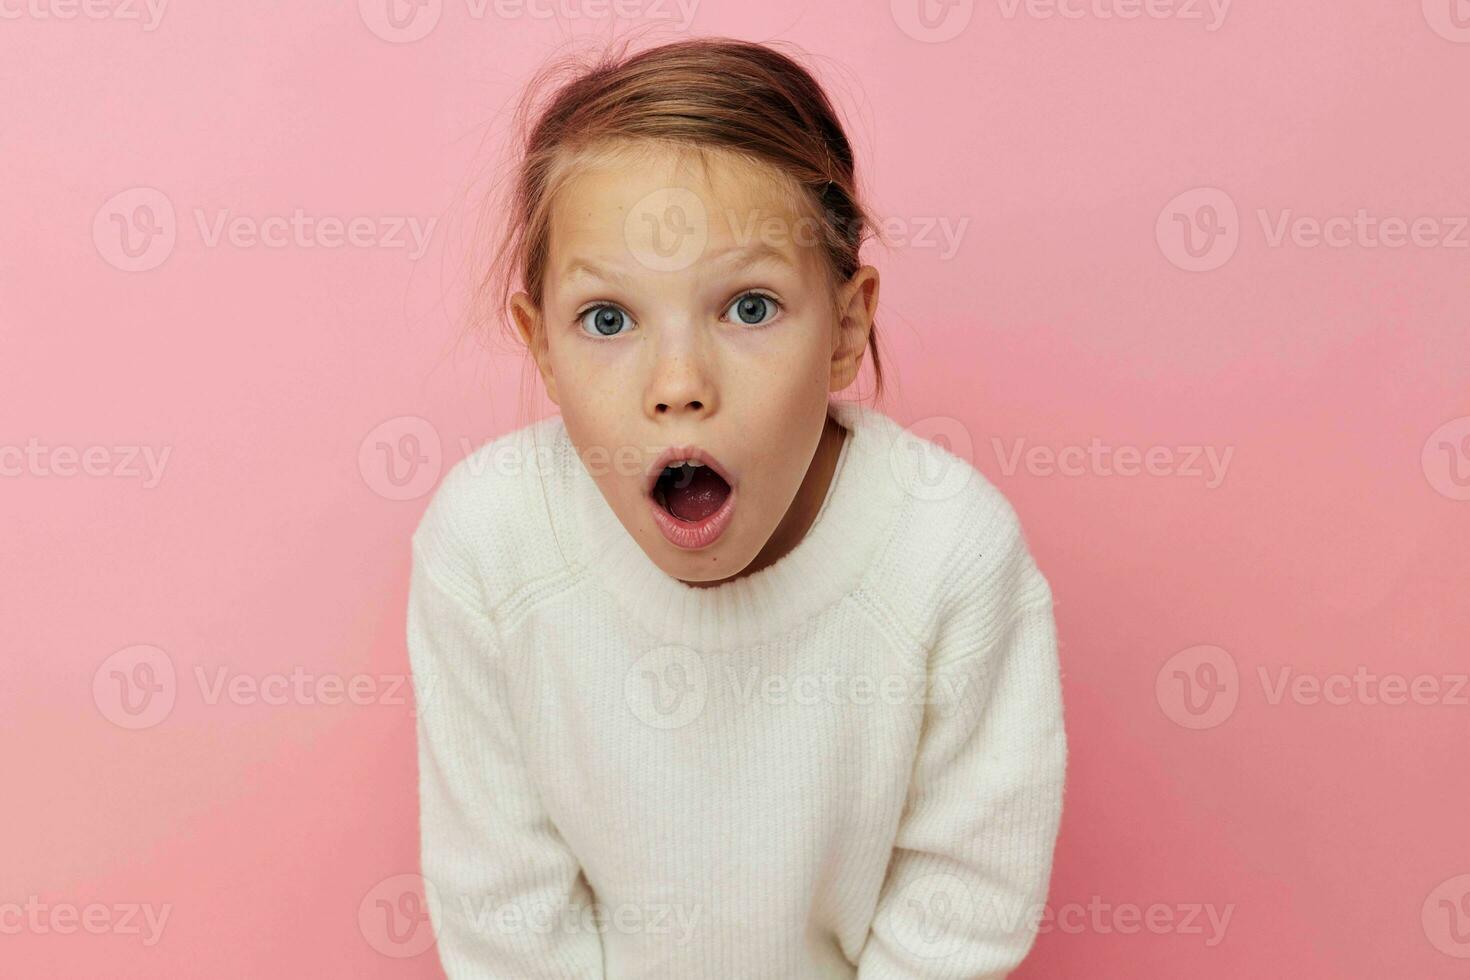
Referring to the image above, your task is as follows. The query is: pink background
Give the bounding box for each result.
[3,1,1468,976]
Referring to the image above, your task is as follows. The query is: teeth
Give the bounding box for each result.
[668,459,704,468]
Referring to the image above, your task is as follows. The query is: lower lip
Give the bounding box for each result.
[648,483,737,550]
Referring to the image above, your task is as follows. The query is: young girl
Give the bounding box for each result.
[407,36,1066,979]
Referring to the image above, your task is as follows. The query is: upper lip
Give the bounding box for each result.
[645,445,737,497]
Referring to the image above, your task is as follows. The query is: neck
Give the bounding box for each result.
[685,409,848,588]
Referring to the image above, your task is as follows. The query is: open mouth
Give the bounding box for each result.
[651,461,733,523]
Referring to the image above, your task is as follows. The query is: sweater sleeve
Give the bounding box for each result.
[407,540,606,979]
[856,511,1067,980]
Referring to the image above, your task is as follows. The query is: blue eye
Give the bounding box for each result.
[725,292,780,326]
[577,304,634,338]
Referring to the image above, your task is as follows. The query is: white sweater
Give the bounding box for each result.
[406,397,1067,979]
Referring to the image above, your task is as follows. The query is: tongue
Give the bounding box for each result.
[664,467,730,522]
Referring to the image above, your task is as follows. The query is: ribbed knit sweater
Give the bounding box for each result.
[406,397,1067,979]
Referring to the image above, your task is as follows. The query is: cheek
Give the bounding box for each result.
[745,384,828,475]
[736,313,833,383]
[553,343,640,455]
[548,328,619,393]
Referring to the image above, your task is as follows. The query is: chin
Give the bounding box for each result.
[654,536,752,584]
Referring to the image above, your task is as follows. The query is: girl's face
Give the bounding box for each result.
[511,146,878,585]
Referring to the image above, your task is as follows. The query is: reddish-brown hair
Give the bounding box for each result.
[466,35,888,414]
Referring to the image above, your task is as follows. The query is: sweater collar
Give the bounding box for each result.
[550,398,907,651]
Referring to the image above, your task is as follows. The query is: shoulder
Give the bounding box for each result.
[864,410,1052,641]
[409,412,571,612]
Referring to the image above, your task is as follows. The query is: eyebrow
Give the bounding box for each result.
[561,242,798,288]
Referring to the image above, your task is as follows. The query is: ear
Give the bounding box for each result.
[829,264,879,393]
[510,290,559,406]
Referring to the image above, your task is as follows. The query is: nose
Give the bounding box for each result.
[645,322,716,418]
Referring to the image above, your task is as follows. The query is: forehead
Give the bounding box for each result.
[547,145,821,281]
